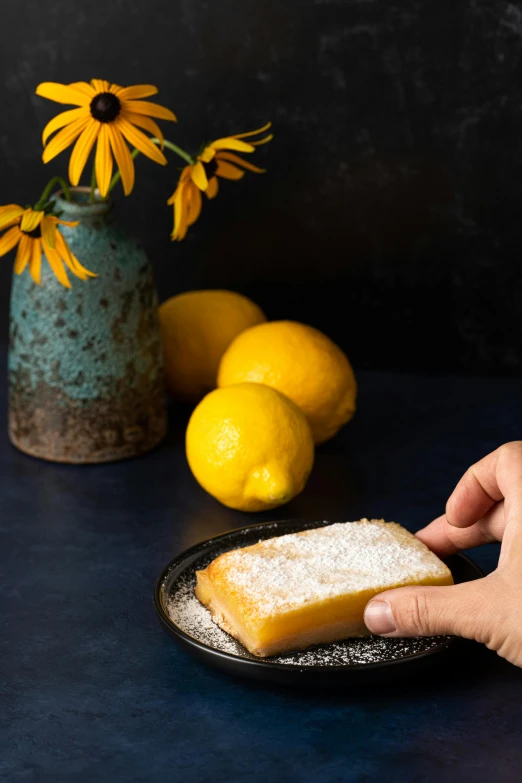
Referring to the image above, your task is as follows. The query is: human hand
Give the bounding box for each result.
[364,442,522,667]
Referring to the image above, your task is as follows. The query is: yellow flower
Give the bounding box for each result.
[36,80,177,197]
[167,122,272,241]
[0,205,96,288]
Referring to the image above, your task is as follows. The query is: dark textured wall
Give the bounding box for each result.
[1,0,521,373]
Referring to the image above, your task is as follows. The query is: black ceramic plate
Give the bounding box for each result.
[154,519,484,686]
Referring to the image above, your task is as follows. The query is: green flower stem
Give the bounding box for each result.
[35,176,71,210]
[106,138,194,196]
[162,139,194,165]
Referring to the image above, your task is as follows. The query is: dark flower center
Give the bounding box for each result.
[90,92,121,123]
[22,226,41,239]
[202,159,218,180]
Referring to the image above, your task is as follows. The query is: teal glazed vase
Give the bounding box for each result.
[8,188,167,463]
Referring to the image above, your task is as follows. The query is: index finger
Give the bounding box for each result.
[445,449,503,529]
[445,442,522,529]
[417,442,522,554]
[416,503,505,556]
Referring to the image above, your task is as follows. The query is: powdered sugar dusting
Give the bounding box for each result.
[214,520,450,617]
[164,572,448,666]
[273,636,446,666]
[166,576,242,655]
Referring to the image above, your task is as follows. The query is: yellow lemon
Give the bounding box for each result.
[159,290,266,401]
[186,383,314,512]
[218,321,357,444]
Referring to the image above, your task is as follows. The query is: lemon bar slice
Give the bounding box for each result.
[195,519,453,657]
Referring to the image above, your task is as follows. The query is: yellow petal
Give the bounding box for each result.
[231,121,272,139]
[116,84,159,100]
[210,138,255,153]
[43,244,71,288]
[187,183,202,226]
[29,238,42,285]
[53,218,80,228]
[94,124,113,197]
[41,217,57,249]
[36,82,90,106]
[55,234,88,280]
[69,82,96,98]
[171,181,189,240]
[170,212,181,241]
[0,203,23,214]
[216,151,266,173]
[42,115,91,164]
[108,125,135,196]
[90,79,111,93]
[0,226,21,256]
[179,165,193,183]
[167,167,192,205]
[198,146,215,164]
[55,231,97,279]
[0,206,24,230]
[250,134,273,147]
[120,111,164,147]
[115,117,167,165]
[175,184,187,235]
[42,107,89,146]
[176,209,189,240]
[20,210,44,233]
[190,161,208,190]
[68,121,101,186]
[215,160,245,181]
[14,234,31,275]
[122,100,176,122]
[59,254,88,280]
[205,177,219,199]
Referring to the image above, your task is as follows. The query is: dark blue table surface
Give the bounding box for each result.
[3,368,522,782]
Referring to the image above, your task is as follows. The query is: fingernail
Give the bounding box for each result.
[364,600,396,635]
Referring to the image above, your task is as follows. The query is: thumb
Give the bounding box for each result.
[364,579,493,640]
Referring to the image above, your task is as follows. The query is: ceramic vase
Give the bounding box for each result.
[8,188,167,463]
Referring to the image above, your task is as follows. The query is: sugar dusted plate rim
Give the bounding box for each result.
[154,518,484,679]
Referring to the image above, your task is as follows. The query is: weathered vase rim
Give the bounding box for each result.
[54,187,112,218]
